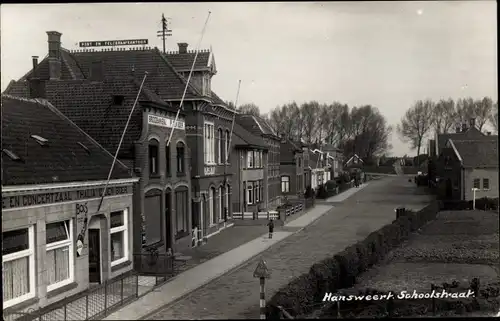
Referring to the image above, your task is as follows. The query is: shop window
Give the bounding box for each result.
[46,220,74,292]
[110,210,129,266]
[2,226,35,308]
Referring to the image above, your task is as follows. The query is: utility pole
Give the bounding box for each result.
[157,13,172,54]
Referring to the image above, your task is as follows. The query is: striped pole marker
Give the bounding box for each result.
[260,277,266,319]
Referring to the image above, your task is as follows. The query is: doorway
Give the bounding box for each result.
[445,178,453,200]
[165,191,172,251]
[88,229,101,284]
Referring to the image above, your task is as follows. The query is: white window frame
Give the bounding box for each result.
[2,226,36,308]
[218,186,223,221]
[225,185,230,213]
[473,178,480,189]
[204,122,215,165]
[247,151,254,168]
[483,178,490,190]
[281,176,290,193]
[209,188,216,226]
[225,131,230,164]
[110,209,129,267]
[218,128,223,164]
[46,220,74,293]
[247,182,254,205]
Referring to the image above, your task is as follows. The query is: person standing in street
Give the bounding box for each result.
[267,219,274,239]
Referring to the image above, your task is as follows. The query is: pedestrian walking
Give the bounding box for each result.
[267,219,274,239]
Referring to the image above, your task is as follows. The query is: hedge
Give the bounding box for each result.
[441,197,499,211]
[266,201,441,318]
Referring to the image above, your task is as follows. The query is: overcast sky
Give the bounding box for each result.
[1,1,497,156]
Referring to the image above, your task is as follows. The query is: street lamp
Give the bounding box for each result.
[472,188,479,209]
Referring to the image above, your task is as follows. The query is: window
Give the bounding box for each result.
[2,227,35,308]
[224,130,229,163]
[166,144,171,176]
[110,211,128,266]
[218,186,223,221]
[218,128,223,164]
[247,151,254,168]
[473,178,480,189]
[31,134,48,146]
[209,187,216,225]
[281,176,290,193]
[247,182,254,205]
[144,190,162,246]
[254,181,259,202]
[259,181,263,202]
[46,220,74,292]
[149,140,159,176]
[204,122,215,164]
[225,185,230,216]
[112,95,125,105]
[483,178,490,190]
[176,142,185,174]
[298,157,302,167]
[175,187,189,237]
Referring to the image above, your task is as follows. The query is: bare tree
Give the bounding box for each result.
[474,97,494,131]
[432,98,456,133]
[321,102,344,146]
[397,99,434,162]
[489,101,498,133]
[300,101,321,144]
[237,103,261,116]
[268,102,302,140]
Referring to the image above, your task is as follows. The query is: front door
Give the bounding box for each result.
[88,229,101,284]
[445,178,453,200]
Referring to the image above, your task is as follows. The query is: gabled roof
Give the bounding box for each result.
[1,95,133,186]
[437,127,490,152]
[5,77,167,158]
[448,138,499,168]
[232,123,267,149]
[164,50,212,72]
[10,47,203,101]
[345,154,363,165]
[237,114,278,138]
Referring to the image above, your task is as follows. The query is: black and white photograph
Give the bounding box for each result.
[1,1,498,320]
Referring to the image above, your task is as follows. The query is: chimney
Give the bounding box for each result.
[461,123,467,132]
[47,31,62,79]
[469,118,476,129]
[487,131,491,136]
[32,56,39,77]
[178,43,188,54]
[455,125,461,133]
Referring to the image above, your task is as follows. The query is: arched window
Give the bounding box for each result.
[166,144,171,176]
[225,130,230,163]
[281,176,290,193]
[226,184,230,218]
[218,186,223,221]
[148,139,159,176]
[176,142,185,174]
[209,187,216,225]
[218,128,223,164]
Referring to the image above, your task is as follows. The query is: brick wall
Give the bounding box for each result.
[463,168,499,201]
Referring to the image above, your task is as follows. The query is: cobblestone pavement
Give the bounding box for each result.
[148,177,434,319]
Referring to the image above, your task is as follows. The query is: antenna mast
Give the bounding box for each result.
[157,14,172,54]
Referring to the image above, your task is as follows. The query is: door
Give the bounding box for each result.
[165,192,172,250]
[88,229,101,284]
[445,178,452,200]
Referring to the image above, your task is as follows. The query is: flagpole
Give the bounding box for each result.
[223,80,242,223]
[76,71,148,250]
[166,10,212,148]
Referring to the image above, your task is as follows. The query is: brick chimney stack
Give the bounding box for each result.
[32,56,39,78]
[47,31,62,79]
[178,43,188,54]
[469,118,476,129]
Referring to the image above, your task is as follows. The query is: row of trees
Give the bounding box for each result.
[397,97,498,158]
[226,100,393,161]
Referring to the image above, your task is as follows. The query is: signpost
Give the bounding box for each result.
[79,39,148,48]
[472,187,479,209]
[253,259,271,319]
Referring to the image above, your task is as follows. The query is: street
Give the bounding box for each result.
[146,177,433,319]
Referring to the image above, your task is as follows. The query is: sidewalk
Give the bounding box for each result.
[104,183,370,320]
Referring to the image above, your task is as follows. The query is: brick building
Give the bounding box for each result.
[438,138,498,201]
[322,144,344,178]
[237,115,282,210]
[229,123,268,214]
[279,138,305,199]
[4,31,195,260]
[2,95,137,314]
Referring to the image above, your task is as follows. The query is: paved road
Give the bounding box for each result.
[147,177,433,320]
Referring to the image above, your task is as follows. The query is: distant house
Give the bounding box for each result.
[322,144,344,178]
[308,149,330,190]
[279,138,306,198]
[344,154,363,167]
[2,95,137,313]
[437,138,498,201]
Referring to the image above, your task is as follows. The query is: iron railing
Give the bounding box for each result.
[4,270,140,321]
[133,252,176,277]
